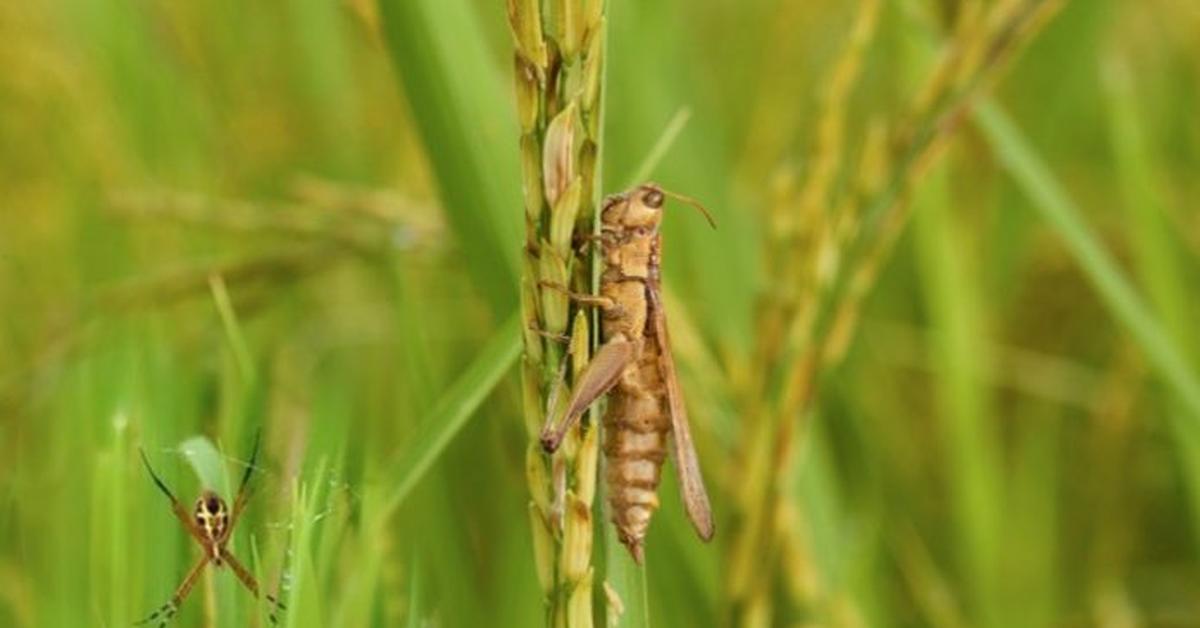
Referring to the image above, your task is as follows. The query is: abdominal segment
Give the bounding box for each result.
[603,342,670,563]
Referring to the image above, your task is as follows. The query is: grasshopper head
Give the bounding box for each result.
[602,184,666,230]
[602,183,715,231]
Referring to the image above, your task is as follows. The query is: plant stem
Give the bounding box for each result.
[508,1,607,625]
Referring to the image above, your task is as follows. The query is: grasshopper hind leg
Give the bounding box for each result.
[539,338,635,453]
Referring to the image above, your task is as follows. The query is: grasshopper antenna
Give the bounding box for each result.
[663,189,716,229]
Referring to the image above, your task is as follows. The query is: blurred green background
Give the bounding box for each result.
[1,0,1198,626]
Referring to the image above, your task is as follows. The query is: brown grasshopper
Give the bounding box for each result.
[540,182,715,563]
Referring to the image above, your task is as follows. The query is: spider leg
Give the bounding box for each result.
[139,448,208,547]
[134,555,210,627]
[227,429,262,533]
[221,547,287,625]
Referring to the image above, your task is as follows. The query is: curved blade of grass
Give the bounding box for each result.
[379,313,521,519]
[974,101,1200,423]
[179,435,229,497]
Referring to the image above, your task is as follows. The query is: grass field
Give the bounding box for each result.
[2,1,1199,626]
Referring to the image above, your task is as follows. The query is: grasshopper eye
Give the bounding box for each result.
[643,189,664,209]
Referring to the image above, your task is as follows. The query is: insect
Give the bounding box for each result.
[135,432,285,626]
[540,182,715,563]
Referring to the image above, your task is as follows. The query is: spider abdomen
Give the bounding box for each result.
[194,490,229,544]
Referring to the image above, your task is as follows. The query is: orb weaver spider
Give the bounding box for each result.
[136,432,285,626]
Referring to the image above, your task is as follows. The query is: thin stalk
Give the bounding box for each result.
[507,1,607,625]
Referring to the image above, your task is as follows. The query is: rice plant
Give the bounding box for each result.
[2,0,1199,626]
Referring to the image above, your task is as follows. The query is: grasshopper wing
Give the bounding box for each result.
[540,338,635,453]
[649,288,715,541]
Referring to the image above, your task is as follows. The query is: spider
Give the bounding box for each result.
[136,432,285,626]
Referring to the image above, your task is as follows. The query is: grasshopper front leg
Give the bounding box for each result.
[539,336,635,453]
[528,326,572,344]
[538,280,618,311]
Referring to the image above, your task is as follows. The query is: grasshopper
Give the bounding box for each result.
[540,182,715,563]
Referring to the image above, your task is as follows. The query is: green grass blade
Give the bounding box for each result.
[379,313,521,519]
[1101,55,1200,543]
[284,460,329,628]
[1101,58,1194,348]
[911,166,1002,626]
[208,273,255,384]
[376,0,522,313]
[605,535,650,628]
[627,107,692,187]
[179,435,230,497]
[405,559,423,628]
[974,101,1200,424]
